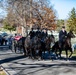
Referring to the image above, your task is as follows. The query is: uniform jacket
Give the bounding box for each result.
[59,30,67,42]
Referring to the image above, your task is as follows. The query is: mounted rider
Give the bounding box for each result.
[35,27,41,38]
[59,26,67,48]
[29,28,35,39]
[40,28,48,45]
[41,28,48,39]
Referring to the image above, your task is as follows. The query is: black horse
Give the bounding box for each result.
[41,35,55,54]
[24,35,42,59]
[52,30,75,59]
[24,34,54,60]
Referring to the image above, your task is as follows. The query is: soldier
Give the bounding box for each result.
[42,28,48,38]
[35,27,41,38]
[59,26,67,48]
[41,28,48,42]
[29,28,35,39]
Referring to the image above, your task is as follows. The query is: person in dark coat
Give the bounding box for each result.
[29,28,35,39]
[59,26,67,48]
[36,27,41,37]
[44,29,48,37]
[41,29,48,38]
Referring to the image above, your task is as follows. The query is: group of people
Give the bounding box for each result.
[29,27,48,41]
[29,25,74,49]
[29,26,68,48]
[29,26,68,45]
[13,26,75,59]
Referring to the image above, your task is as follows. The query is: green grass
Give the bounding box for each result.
[0,68,6,75]
[62,50,76,56]
[72,50,76,56]
[0,71,6,75]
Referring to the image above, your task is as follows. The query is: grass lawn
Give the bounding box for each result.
[72,50,76,56]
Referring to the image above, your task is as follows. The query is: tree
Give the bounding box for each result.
[67,7,76,33]
[56,19,64,31]
[41,7,57,30]
[29,0,57,30]
[3,19,16,32]
[1,0,57,36]
[2,0,31,36]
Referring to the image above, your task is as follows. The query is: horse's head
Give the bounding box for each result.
[49,35,55,43]
[63,31,75,48]
[45,35,54,44]
[67,30,75,38]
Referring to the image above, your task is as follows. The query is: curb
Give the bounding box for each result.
[0,65,10,75]
[1,64,17,75]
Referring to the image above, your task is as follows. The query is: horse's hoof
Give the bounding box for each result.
[38,57,41,61]
[69,56,72,58]
[32,57,34,60]
[23,53,26,56]
[56,56,58,59]
[66,59,69,61]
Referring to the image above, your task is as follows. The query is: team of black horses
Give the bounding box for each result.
[13,30,75,60]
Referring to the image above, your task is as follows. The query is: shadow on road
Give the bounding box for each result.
[0,51,76,75]
[0,52,76,65]
[0,55,26,64]
[71,56,76,60]
[12,60,76,75]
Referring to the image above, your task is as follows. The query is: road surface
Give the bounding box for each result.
[0,46,76,75]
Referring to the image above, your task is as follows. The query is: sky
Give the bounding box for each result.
[0,0,7,19]
[0,9,6,19]
[50,0,76,19]
[0,0,76,19]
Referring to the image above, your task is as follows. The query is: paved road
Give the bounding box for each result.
[0,48,76,75]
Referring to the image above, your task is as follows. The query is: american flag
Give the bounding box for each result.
[14,36,22,41]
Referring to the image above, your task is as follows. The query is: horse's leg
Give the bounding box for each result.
[59,47,62,58]
[31,48,35,59]
[19,45,23,54]
[5,40,7,45]
[69,47,73,58]
[48,44,50,55]
[23,46,26,56]
[27,48,30,56]
[42,42,45,55]
[25,48,28,56]
[38,49,42,60]
[58,42,62,58]
[1,40,3,45]
[44,50,45,55]
[59,42,64,59]
[19,46,22,53]
[48,47,51,54]
[65,49,68,60]
[14,45,16,53]
[17,45,20,53]
[42,46,45,55]
[55,48,58,58]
